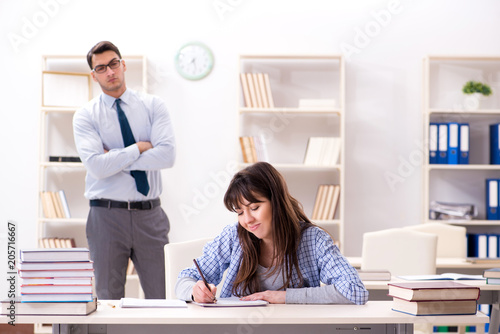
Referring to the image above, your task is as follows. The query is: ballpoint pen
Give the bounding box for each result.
[193,259,217,303]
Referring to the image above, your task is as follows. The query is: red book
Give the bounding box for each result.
[388,281,480,301]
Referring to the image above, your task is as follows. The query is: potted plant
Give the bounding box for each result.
[462,80,492,110]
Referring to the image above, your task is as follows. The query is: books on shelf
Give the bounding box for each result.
[355,269,391,281]
[40,190,71,219]
[239,135,269,163]
[20,248,90,262]
[311,184,340,221]
[40,237,76,248]
[388,281,480,301]
[303,137,341,166]
[392,297,477,316]
[467,232,500,258]
[240,72,274,109]
[1,297,97,315]
[429,122,469,165]
[49,156,81,163]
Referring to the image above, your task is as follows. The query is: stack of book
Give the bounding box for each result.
[40,190,71,218]
[40,237,76,248]
[17,248,95,306]
[311,184,340,221]
[239,135,269,163]
[240,72,274,109]
[303,137,341,167]
[388,281,480,316]
[484,268,500,284]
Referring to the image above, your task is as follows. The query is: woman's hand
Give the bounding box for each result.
[192,280,217,303]
[240,290,286,304]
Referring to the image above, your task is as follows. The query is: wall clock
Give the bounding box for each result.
[174,42,214,80]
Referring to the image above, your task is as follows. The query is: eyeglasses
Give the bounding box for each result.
[92,59,122,74]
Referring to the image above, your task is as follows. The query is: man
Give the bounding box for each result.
[73,41,175,299]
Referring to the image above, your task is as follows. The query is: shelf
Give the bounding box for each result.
[40,162,84,168]
[428,109,500,115]
[38,218,87,224]
[426,164,500,171]
[240,107,341,115]
[238,163,341,171]
[41,106,79,113]
[425,219,500,226]
[238,54,345,251]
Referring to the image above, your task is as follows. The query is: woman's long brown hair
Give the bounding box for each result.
[223,162,314,296]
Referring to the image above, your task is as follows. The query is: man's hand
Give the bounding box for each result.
[240,290,286,304]
[136,141,153,153]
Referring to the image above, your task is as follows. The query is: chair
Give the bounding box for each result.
[164,238,213,299]
[404,222,467,259]
[361,228,438,276]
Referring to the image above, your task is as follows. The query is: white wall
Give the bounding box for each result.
[1,0,500,265]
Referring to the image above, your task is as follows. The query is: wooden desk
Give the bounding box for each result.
[0,300,488,334]
[361,279,499,334]
[347,257,500,275]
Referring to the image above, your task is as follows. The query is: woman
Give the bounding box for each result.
[175,162,368,304]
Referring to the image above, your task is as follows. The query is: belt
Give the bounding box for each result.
[90,198,161,210]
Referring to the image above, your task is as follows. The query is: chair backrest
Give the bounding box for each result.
[164,238,213,299]
[361,228,438,276]
[404,223,467,259]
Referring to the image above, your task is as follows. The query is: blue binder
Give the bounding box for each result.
[459,123,469,164]
[429,123,438,164]
[491,123,500,164]
[486,178,499,220]
[437,123,448,164]
[467,233,479,257]
[447,122,459,164]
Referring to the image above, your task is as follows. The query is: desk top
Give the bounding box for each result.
[0,300,488,326]
[347,257,500,269]
[361,279,496,290]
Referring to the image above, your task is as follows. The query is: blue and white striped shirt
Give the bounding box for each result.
[178,223,369,305]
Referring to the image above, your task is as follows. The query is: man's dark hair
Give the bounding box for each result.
[86,41,122,69]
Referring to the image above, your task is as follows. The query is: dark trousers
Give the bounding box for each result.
[86,205,170,299]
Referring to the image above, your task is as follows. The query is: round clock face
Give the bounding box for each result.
[175,42,214,80]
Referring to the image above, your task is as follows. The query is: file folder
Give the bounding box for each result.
[429,123,438,164]
[437,123,448,164]
[490,123,500,164]
[487,179,499,220]
[447,122,459,164]
[459,123,469,164]
[467,233,478,258]
[488,234,499,258]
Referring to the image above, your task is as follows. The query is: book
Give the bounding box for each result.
[263,73,274,108]
[388,281,480,301]
[19,269,94,278]
[19,277,92,285]
[397,273,485,281]
[1,297,97,315]
[356,269,391,281]
[20,293,94,303]
[486,278,500,285]
[40,237,76,249]
[21,284,93,294]
[20,248,90,262]
[49,156,81,162]
[17,261,93,270]
[58,190,71,218]
[194,297,268,307]
[240,73,252,108]
[484,268,500,278]
[119,298,187,308]
[392,297,477,316]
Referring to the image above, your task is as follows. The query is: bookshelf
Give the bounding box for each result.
[238,55,345,251]
[36,55,146,332]
[422,55,500,257]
